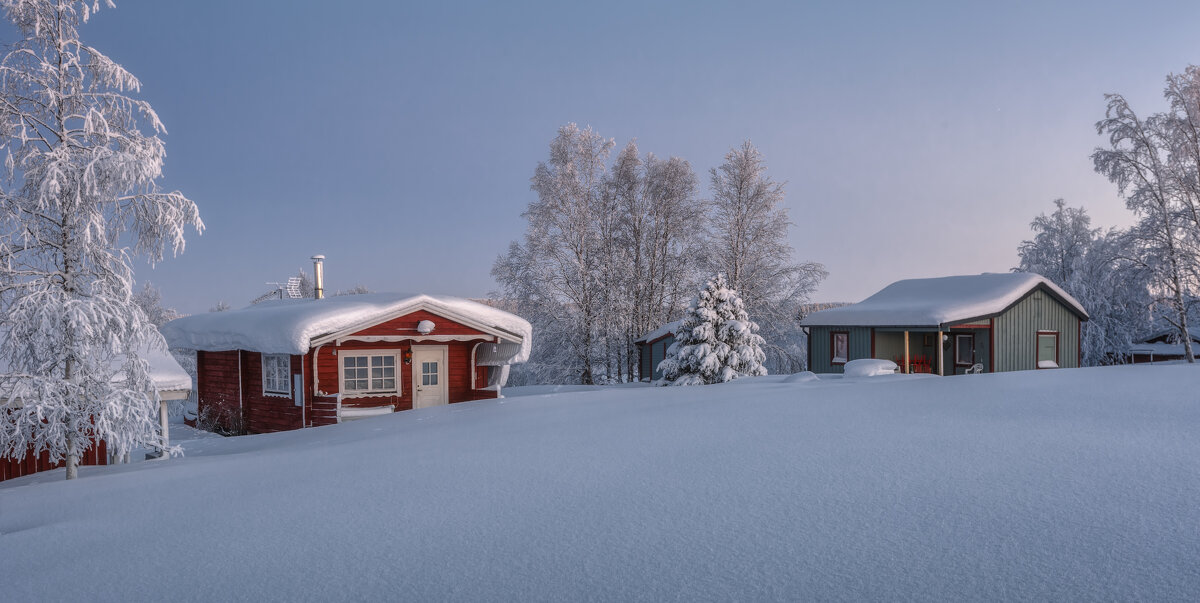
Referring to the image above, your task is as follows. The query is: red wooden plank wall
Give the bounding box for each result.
[196,350,242,433]
[1,438,107,483]
[241,352,304,434]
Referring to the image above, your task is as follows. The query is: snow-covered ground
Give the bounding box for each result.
[3,365,1199,601]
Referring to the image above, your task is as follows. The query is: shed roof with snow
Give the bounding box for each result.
[800,272,1088,329]
[0,345,191,398]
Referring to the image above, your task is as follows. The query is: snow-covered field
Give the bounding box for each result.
[2,365,1198,601]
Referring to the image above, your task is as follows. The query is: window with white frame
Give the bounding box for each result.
[262,354,291,396]
[341,352,399,395]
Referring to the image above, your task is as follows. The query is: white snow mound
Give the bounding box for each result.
[783,371,820,383]
[843,359,898,377]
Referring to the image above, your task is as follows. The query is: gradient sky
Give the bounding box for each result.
[66,0,1200,314]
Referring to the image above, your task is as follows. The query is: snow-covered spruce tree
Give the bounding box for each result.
[0,0,202,479]
[658,274,766,386]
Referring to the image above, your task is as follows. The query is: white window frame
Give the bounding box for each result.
[262,354,291,397]
[339,349,402,398]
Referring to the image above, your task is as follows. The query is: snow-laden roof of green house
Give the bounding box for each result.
[800,272,1088,328]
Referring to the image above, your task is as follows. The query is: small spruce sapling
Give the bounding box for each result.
[658,274,767,385]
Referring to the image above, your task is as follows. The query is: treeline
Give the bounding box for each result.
[493,124,825,385]
[1018,64,1200,364]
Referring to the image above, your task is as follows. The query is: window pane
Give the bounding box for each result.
[832,333,848,363]
[372,367,384,378]
[956,335,973,365]
[1038,334,1057,362]
[382,378,395,389]
[422,375,431,386]
[429,374,437,385]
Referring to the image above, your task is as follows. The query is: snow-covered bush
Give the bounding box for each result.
[658,274,767,385]
[843,359,898,378]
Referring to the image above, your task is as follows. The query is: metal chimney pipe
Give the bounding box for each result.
[311,255,325,299]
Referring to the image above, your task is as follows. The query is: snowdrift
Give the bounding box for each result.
[2,365,1199,601]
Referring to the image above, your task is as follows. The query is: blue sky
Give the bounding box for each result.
[72,1,1200,314]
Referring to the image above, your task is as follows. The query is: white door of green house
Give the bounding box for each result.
[412,346,448,409]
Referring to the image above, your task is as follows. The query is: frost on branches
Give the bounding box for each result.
[0,0,202,479]
[658,274,767,386]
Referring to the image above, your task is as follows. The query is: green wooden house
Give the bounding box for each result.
[801,273,1088,375]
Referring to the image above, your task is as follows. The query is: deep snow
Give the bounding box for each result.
[2,365,1198,601]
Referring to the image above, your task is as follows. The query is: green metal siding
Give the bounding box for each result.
[992,290,1080,371]
[651,336,675,380]
[808,326,871,373]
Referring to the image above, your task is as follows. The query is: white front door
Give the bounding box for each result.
[412,346,448,408]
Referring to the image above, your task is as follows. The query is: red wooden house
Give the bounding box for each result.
[161,293,531,434]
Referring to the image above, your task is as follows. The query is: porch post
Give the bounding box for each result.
[937,330,944,376]
[903,330,910,374]
[159,398,170,461]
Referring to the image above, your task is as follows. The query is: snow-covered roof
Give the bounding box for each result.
[635,320,682,344]
[143,349,193,392]
[1136,327,1200,345]
[161,293,532,363]
[1129,342,1192,358]
[800,273,1088,328]
[0,346,191,394]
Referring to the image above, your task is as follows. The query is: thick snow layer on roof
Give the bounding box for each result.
[141,348,193,392]
[635,320,681,343]
[161,293,532,362]
[0,347,191,394]
[800,272,1088,328]
[4,364,1200,600]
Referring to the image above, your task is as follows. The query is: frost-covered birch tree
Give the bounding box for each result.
[607,140,703,380]
[1093,89,1196,362]
[0,0,202,479]
[132,282,180,328]
[495,128,708,385]
[707,140,826,372]
[1016,199,1151,365]
[493,124,613,384]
